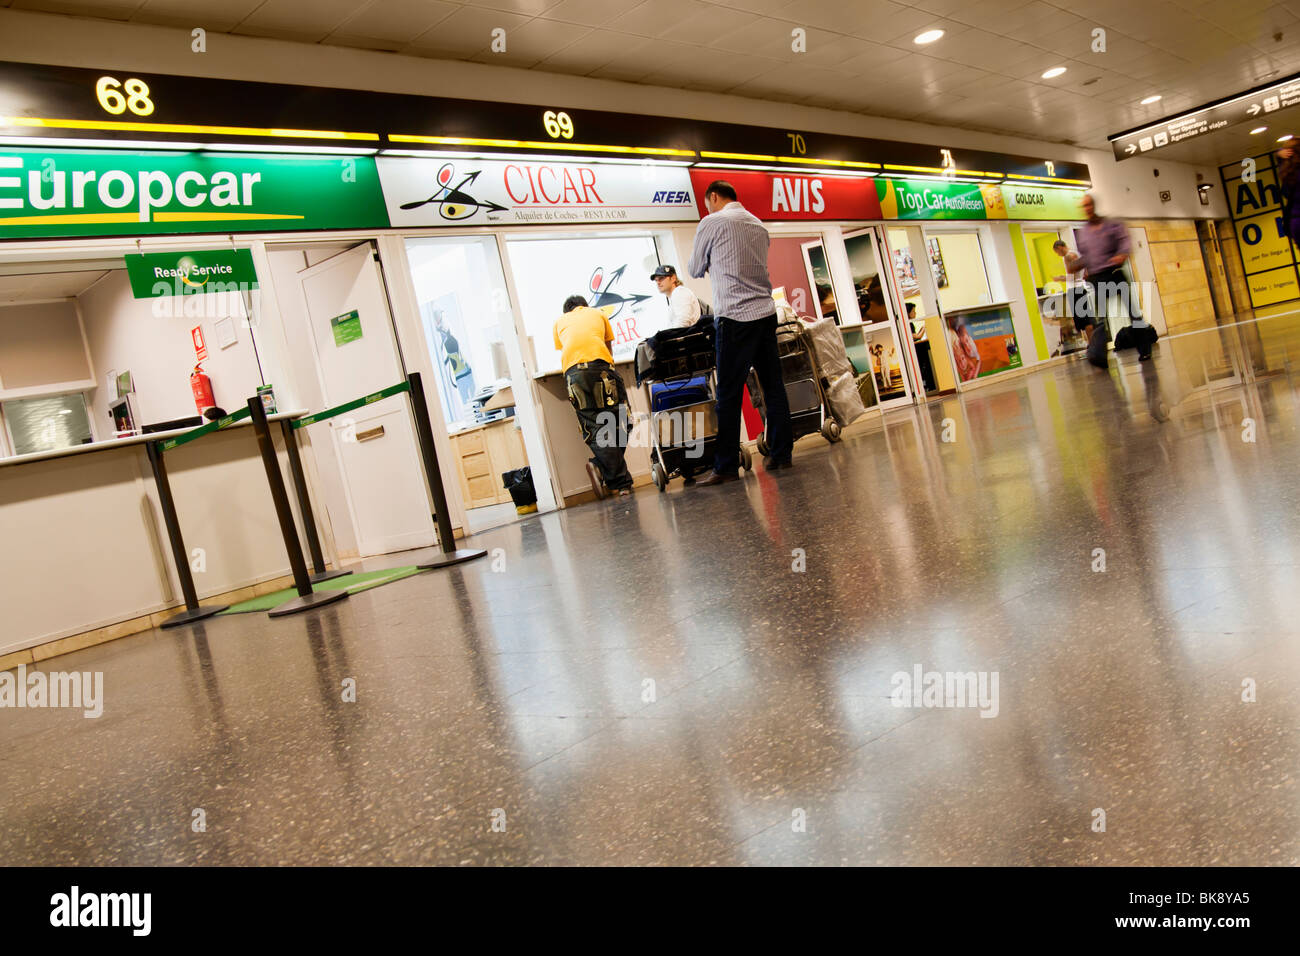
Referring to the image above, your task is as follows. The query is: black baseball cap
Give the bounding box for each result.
[650,264,677,280]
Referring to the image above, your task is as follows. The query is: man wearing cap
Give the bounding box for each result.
[688,179,793,484]
[651,264,702,328]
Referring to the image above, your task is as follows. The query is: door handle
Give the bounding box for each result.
[355,426,385,442]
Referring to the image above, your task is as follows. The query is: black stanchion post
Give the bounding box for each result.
[246,398,350,617]
[278,417,351,583]
[146,442,229,627]
[407,371,487,569]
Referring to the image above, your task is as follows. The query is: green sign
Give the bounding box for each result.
[999,185,1085,221]
[0,147,390,239]
[877,179,988,220]
[124,248,258,298]
[331,310,363,346]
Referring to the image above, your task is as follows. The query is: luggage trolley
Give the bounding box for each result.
[747,320,841,457]
[635,323,751,492]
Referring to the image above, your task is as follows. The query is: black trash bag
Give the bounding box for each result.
[501,467,537,508]
[1086,323,1110,369]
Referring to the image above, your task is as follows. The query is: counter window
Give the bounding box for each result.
[927,232,992,313]
[2,393,93,455]
[505,234,671,376]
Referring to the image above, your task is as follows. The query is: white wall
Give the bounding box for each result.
[80,269,264,428]
[0,8,1227,222]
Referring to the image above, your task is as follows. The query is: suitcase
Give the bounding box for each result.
[650,374,710,411]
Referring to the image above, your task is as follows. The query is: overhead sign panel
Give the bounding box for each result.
[0,60,1091,186]
[687,168,882,220]
[379,157,698,226]
[1111,74,1300,160]
[0,147,389,239]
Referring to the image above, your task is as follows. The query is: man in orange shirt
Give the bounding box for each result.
[554,294,633,499]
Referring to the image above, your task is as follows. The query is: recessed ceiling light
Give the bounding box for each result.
[1140,94,1162,105]
[914,29,945,44]
[1279,134,1294,142]
[1042,67,1067,79]
[59,409,72,415]
[1251,126,1268,134]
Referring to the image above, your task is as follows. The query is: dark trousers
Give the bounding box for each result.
[565,361,634,491]
[1084,268,1149,358]
[714,314,792,472]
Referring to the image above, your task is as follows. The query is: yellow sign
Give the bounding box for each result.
[1234,209,1293,275]
[1247,266,1300,306]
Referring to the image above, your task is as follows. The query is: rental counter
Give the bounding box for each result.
[0,411,317,661]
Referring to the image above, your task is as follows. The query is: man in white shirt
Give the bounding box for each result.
[651,264,701,328]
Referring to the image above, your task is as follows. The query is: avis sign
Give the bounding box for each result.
[687,167,882,220]
[378,157,699,226]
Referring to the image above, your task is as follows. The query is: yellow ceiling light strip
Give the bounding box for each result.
[700,150,779,162]
[1004,173,1091,186]
[391,133,694,157]
[0,116,379,141]
[775,156,880,169]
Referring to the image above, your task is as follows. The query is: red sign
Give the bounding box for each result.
[191,325,207,362]
[688,168,881,221]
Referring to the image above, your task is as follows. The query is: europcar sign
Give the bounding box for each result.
[0,147,390,238]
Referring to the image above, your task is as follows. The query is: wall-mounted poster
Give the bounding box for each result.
[945,305,1022,382]
[927,238,949,288]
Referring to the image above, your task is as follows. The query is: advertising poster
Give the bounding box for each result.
[1219,156,1300,308]
[946,305,1022,381]
[379,157,698,227]
[998,185,1086,220]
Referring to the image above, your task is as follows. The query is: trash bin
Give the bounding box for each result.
[502,467,538,515]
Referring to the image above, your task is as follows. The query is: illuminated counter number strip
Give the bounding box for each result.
[0,116,380,141]
[389,134,695,157]
[700,150,880,170]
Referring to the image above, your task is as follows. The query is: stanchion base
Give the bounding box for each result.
[416,548,489,570]
[160,604,230,629]
[268,588,351,618]
[310,568,353,584]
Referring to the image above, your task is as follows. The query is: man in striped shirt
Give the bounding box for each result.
[688,180,793,484]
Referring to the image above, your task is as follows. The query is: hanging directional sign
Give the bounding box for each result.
[1110,73,1300,160]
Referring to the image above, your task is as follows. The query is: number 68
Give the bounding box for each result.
[96,76,155,117]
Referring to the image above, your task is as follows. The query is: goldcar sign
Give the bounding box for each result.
[0,148,390,239]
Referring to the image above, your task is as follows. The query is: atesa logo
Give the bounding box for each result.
[1014,191,1046,205]
[650,190,692,204]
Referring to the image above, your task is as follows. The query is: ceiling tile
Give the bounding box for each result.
[468,17,593,68]
[132,0,263,32]
[541,0,644,28]
[231,0,360,42]
[405,5,529,56]
[330,0,460,43]
[11,0,143,18]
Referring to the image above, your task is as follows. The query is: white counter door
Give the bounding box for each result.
[299,244,436,557]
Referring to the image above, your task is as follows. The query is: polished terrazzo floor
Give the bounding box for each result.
[3,315,1298,865]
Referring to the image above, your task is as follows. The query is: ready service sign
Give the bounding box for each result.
[124,248,259,298]
[0,147,390,239]
[377,156,699,226]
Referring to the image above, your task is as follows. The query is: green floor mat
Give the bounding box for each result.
[218,566,424,614]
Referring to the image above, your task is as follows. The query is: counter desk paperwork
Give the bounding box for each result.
[0,410,314,658]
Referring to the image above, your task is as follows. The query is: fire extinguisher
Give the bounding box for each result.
[191,365,216,414]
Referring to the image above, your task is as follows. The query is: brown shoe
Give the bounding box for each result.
[695,470,739,487]
[585,461,606,499]
[762,456,793,471]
